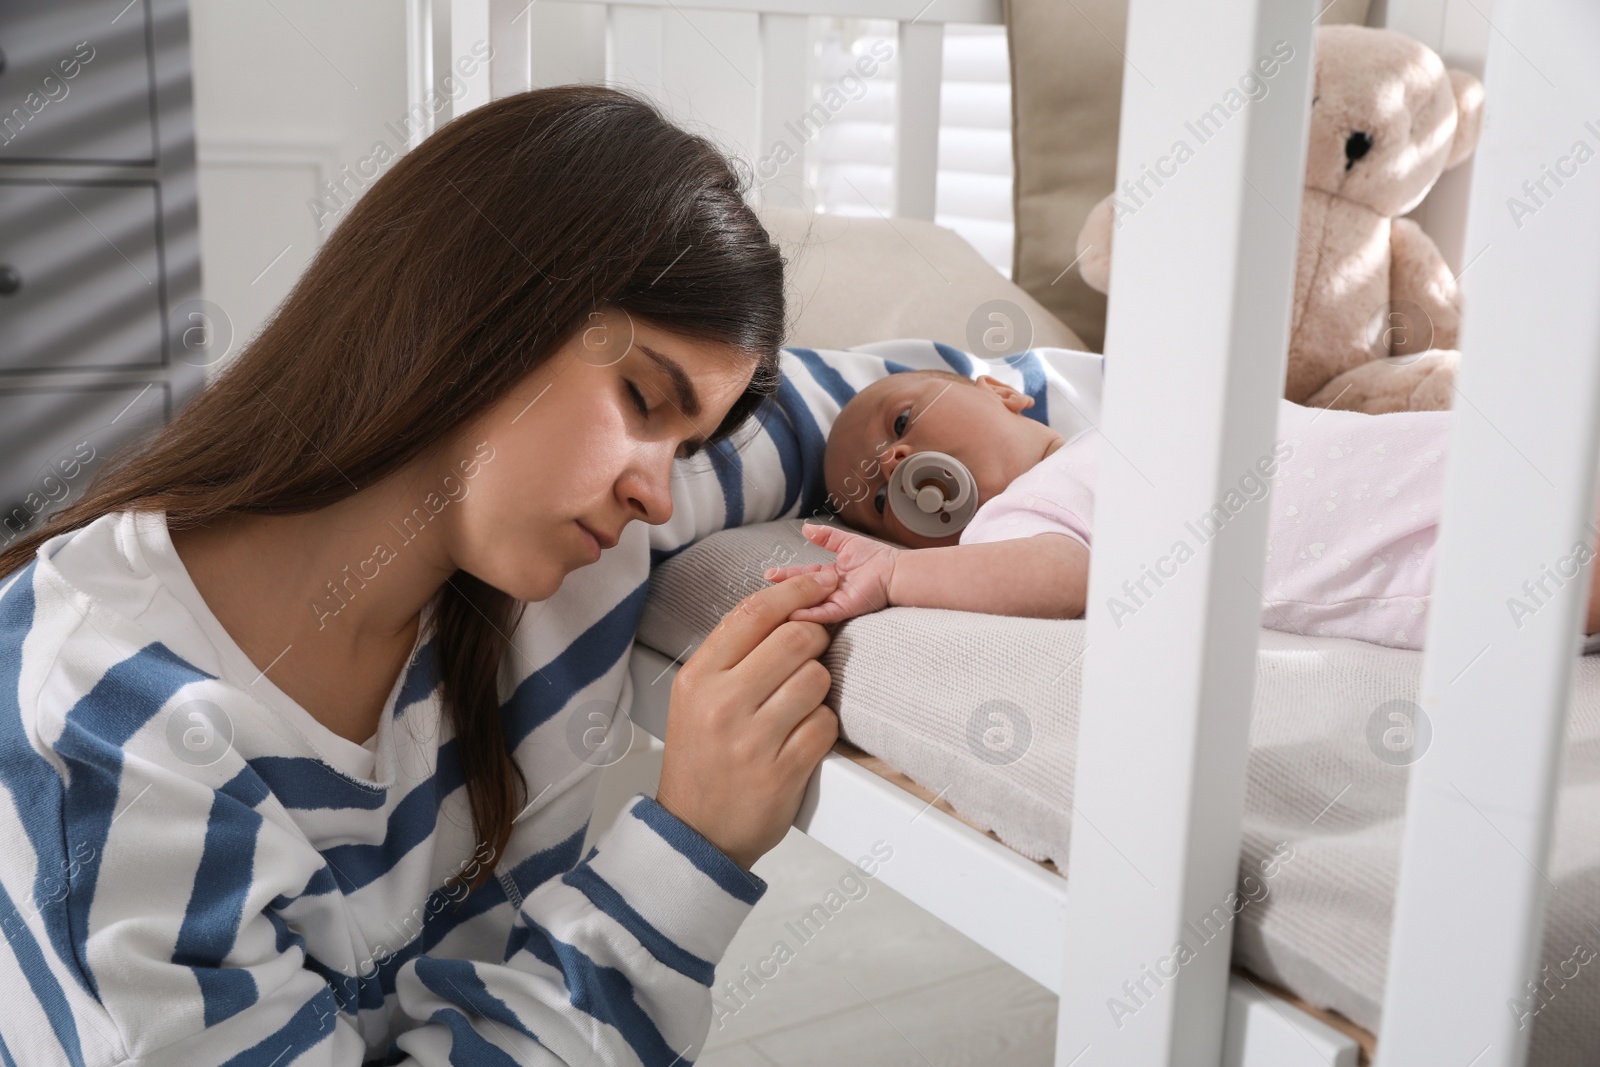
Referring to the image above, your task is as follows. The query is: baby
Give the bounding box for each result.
[763,369,1600,653]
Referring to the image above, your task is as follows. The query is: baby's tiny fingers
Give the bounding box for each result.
[801,522,846,549]
[764,563,823,582]
[792,602,849,625]
[791,599,842,621]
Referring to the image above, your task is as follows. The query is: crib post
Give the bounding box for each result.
[1052,0,1316,1064]
[1374,1,1600,1063]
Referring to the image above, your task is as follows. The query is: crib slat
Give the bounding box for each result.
[756,13,811,211]
[894,19,944,220]
[1052,0,1316,1064]
[558,0,1001,21]
[1375,2,1600,1063]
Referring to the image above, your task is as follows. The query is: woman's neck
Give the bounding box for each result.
[168,477,456,744]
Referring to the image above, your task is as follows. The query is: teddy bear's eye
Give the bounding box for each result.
[1345,131,1373,169]
[1312,95,1320,105]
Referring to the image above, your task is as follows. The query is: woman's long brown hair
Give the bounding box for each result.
[0,84,788,891]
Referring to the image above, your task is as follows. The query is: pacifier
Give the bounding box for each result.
[886,450,978,538]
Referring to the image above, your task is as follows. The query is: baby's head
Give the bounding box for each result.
[822,369,1064,548]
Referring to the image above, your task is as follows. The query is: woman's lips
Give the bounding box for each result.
[576,521,602,560]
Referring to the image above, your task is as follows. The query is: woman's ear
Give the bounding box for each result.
[974,374,1036,412]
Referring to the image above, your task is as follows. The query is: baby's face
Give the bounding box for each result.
[823,372,1061,549]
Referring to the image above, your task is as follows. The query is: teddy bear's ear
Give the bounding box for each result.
[1445,68,1485,170]
[1074,193,1117,294]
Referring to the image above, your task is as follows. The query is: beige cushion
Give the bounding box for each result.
[757,205,1085,354]
[1006,0,1372,352]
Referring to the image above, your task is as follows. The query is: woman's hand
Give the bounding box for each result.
[654,571,841,871]
[763,521,903,625]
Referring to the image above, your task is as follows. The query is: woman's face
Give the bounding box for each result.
[443,311,756,602]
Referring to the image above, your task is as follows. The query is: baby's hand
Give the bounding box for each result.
[763,522,902,625]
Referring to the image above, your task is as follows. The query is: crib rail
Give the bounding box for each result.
[1068,0,1600,1064]
[404,1,1600,1064]
[415,0,1002,220]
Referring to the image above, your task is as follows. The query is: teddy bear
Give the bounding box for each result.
[1073,24,1484,413]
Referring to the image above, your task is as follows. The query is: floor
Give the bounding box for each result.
[586,739,1059,1066]
[698,828,1059,1066]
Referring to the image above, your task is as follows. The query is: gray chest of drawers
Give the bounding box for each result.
[0,0,205,546]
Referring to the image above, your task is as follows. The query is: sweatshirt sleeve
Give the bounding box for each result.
[7,742,768,1067]
[3,684,765,1067]
[391,791,767,1066]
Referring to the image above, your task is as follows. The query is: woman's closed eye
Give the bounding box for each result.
[626,379,704,459]
[626,380,650,418]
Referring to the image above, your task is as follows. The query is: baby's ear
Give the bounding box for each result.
[976,374,1035,412]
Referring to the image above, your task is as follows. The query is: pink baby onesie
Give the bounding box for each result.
[959,398,1597,653]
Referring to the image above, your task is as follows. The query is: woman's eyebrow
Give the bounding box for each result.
[637,344,702,418]
[637,343,713,452]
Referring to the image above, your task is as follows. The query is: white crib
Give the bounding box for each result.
[407,2,1600,1064]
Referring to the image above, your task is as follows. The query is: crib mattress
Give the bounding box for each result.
[827,735,1380,1060]
[636,519,1600,1067]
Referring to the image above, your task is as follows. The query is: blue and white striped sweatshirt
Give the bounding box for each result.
[0,508,768,1066]
[0,341,1100,1065]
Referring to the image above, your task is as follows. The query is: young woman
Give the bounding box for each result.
[0,85,842,1065]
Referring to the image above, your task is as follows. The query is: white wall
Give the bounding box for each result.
[189,1,415,367]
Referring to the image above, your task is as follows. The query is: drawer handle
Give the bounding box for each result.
[0,47,6,76]
[0,265,21,296]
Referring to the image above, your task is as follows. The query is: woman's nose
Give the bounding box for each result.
[626,455,677,525]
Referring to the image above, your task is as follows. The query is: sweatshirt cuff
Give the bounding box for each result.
[561,793,768,976]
